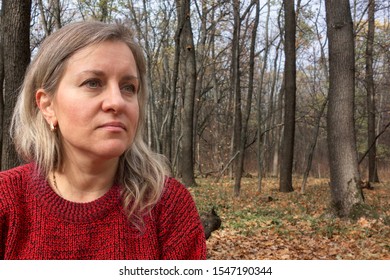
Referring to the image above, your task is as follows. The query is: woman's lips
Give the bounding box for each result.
[99,121,127,131]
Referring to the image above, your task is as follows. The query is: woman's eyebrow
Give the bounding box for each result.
[122,75,139,80]
[77,70,139,80]
[78,70,105,77]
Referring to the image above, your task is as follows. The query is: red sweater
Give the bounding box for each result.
[0,163,206,259]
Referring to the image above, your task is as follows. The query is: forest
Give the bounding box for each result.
[0,0,389,259]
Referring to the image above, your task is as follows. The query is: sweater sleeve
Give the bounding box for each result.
[0,210,5,259]
[0,167,24,260]
[0,178,10,260]
[156,178,207,260]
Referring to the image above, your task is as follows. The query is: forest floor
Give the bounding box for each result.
[190,176,390,260]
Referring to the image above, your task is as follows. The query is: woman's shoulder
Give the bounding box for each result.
[0,163,35,184]
[164,177,185,190]
[155,177,199,215]
[161,177,192,201]
[0,163,35,203]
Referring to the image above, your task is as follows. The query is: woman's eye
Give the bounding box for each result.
[82,79,101,89]
[122,84,137,94]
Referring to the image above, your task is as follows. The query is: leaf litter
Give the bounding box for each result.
[190,177,390,260]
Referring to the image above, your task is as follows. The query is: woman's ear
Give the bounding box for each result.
[36,89,57,126]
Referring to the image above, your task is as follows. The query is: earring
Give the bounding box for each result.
[50,122,57,132]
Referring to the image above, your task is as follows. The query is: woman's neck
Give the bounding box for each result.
[51,157,119,203]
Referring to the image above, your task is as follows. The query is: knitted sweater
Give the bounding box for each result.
[0,163,206,260]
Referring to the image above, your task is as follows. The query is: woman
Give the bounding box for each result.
[0,21,206,259]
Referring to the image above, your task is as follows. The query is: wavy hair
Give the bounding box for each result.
[11,21,169,225]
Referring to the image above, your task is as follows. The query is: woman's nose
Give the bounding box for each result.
[101,84,126,113]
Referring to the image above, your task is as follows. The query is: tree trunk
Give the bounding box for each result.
[279,0,296,193]
[177,0,196,187]
[257,0,271,192]
[0,1,4,161]
[210,4,222,175]
[238,0,258,193]
[232,0,242,197]
[160,38,172,157]
[52,0,62,29]
[365,0,379,183]
[325,0,364,218]
[167,3,185,165]
[269,39,282,177]
[38,0,50,36]
[1,0,31,171]
[38,0,62,36]
[193,0,208,178]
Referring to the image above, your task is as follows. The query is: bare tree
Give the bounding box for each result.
[325,0,364,217]
[37,0,62,36]
[365,0,379,183]
[279,0,296,193]
[76,0,114,22]
[176,0,197,187]
[231,0,242,196]
[256,0,269,193]
[236,0,259,195]
[168,2,184,165]
[52,0,62,29]
[38,0,50,36]
[268,38,283,178]
[193,0,209,176]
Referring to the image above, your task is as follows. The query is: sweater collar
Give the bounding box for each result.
[27,163,122,223]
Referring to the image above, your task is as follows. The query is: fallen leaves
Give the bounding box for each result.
[192,177,390,260]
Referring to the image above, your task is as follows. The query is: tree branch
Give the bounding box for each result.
[359,120,390,164]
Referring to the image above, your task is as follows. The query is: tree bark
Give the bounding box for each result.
[279,0,296,193]
[325,0,364,218]
[269,39,283,177]
[52,0,62,29]
[240,0,259,192]
[0,1,4,161]
[1,0,31,171]
[193,0,208,178]
[38,0,62,36]
[167,2,185,164]
[38,0,50,36]
[232,0,242,196]
[365,0,379,183]
[210,3,222,176]
[257,0,271,192]
[177,0,196,187]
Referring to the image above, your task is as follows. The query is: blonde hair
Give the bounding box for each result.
[11,21,169,225]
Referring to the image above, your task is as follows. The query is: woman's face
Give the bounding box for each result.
[42,40,140,164]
